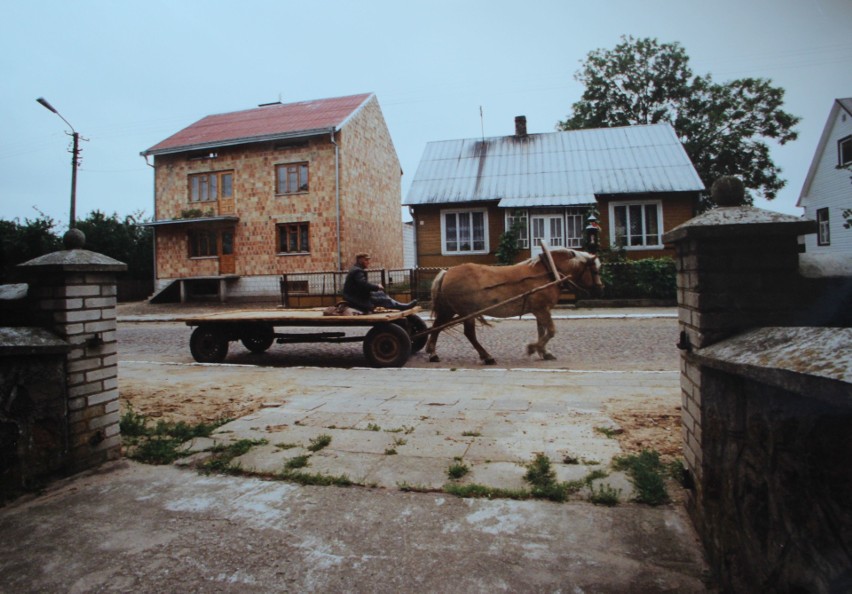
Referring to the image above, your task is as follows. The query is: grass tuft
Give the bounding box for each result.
[612,449,670,505]
[447,461,470,480]
[307,434,332,452]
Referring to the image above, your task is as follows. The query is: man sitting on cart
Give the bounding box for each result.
[342,252,417,313]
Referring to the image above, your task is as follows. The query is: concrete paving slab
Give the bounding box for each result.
[1,340,716,592]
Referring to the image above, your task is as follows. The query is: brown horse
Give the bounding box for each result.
[425,248,604,365]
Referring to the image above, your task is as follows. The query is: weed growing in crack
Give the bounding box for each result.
[447,461,470,480]
[444,483,529,500]
[285,455,310,470]
[199,439,268,474]
[523,453,584,503]
[589,482,622,506]
[120,408,231,465]
[307,434,332,452]
[612,449,670,505]
[594,426,622,439]
[279,470,352,487]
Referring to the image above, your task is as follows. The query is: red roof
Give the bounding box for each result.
[144,93,373,155]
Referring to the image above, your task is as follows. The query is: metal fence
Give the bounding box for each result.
[280,268,446,307]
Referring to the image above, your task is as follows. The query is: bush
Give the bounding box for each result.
[600,257,676,300]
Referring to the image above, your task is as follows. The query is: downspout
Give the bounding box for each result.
[330,128,341,271]
[143,154,158,288]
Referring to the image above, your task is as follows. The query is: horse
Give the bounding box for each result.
[425,248,604,365]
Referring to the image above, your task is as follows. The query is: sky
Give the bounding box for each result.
[2,0,851,231]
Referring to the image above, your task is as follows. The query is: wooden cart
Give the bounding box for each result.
[180,307,427,368]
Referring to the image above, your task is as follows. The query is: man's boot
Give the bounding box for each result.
[390,298,418,311]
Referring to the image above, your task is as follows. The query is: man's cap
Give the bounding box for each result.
[355,252,371,259]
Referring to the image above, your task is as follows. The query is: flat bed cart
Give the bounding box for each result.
[180,307,427,368]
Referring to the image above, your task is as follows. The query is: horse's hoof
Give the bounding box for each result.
[484,358,496,365]
[526,345,536,356]
[543,353,556,361]
[429,355,441,363]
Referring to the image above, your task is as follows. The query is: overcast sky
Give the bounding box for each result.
[2,0,850,230]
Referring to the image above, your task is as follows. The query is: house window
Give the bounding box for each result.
[277,222,310,254]
[565,209,585,248]
[817,208,830,246]
[839,136,852,167]
[189,171,233,203]
[442,209,488,254]
[610,201,662,248]
[188,229,218,257]
[276,163,309,194]
[504,211,529,249]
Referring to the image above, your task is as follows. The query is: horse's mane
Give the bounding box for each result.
[523,247,594,268]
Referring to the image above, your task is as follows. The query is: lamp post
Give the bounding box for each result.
[584,214,601,254]
[36,97,82,229]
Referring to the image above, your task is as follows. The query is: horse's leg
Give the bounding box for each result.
[527,311,557,360]
[425,312,452,363]
[463,319,496,365]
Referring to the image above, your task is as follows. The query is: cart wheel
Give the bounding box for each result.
[190,325,229,363]
[363,323,412,368]
[398,314,428,354]
[241,322,275,353]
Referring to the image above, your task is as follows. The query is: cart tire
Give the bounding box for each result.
[363,323,412,368]
[190,325,229,363]
[398,315,428,354]
[241,322,275,353]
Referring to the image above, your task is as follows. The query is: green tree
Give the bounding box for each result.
[0,215,62,282]
[75,210,153,280]
[558,36,800,209]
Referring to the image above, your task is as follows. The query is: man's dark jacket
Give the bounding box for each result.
[342,265,380,311]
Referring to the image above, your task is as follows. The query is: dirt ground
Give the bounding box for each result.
[117,301,685,463]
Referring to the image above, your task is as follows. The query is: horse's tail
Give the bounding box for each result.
[430,270,447,318]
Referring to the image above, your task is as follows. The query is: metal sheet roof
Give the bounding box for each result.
[403,123,704,206]
[143,93,373,156]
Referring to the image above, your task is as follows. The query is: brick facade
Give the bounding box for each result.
[149,96,402,297]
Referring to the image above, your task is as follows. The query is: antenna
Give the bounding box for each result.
[480,106,485,141]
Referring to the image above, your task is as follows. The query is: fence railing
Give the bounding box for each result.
[280,268,446,308]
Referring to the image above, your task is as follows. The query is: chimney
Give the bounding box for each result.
[515,115,527,137]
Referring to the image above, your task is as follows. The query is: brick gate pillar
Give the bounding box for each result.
[17,232,127,472]
[662,201,816,520]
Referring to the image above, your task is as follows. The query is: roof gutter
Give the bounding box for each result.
[140,128,333,157]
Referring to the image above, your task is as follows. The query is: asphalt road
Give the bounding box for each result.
[117,314,680,371]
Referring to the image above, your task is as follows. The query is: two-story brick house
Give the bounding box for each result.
[141,93,402,301]
[404,117,704,267]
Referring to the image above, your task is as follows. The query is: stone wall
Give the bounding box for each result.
[0,329,69,499]
[663,205,852,592]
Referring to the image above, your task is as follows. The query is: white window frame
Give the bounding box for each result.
[565,208,585,248]
[441,208,489,255]
[839,135,852,167]
[503,210,529,249]
[608,200,664,250]
[816,207,830,246]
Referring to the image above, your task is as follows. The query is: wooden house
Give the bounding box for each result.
[797,97,852,257]
[403,117,704,267]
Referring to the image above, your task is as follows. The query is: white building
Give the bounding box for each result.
[798,97,852,257]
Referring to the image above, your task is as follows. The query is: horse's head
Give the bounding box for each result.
[551,249,605,297]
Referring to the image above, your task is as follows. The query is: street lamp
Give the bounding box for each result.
[584,214,601,254]
[36,97,83,229]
